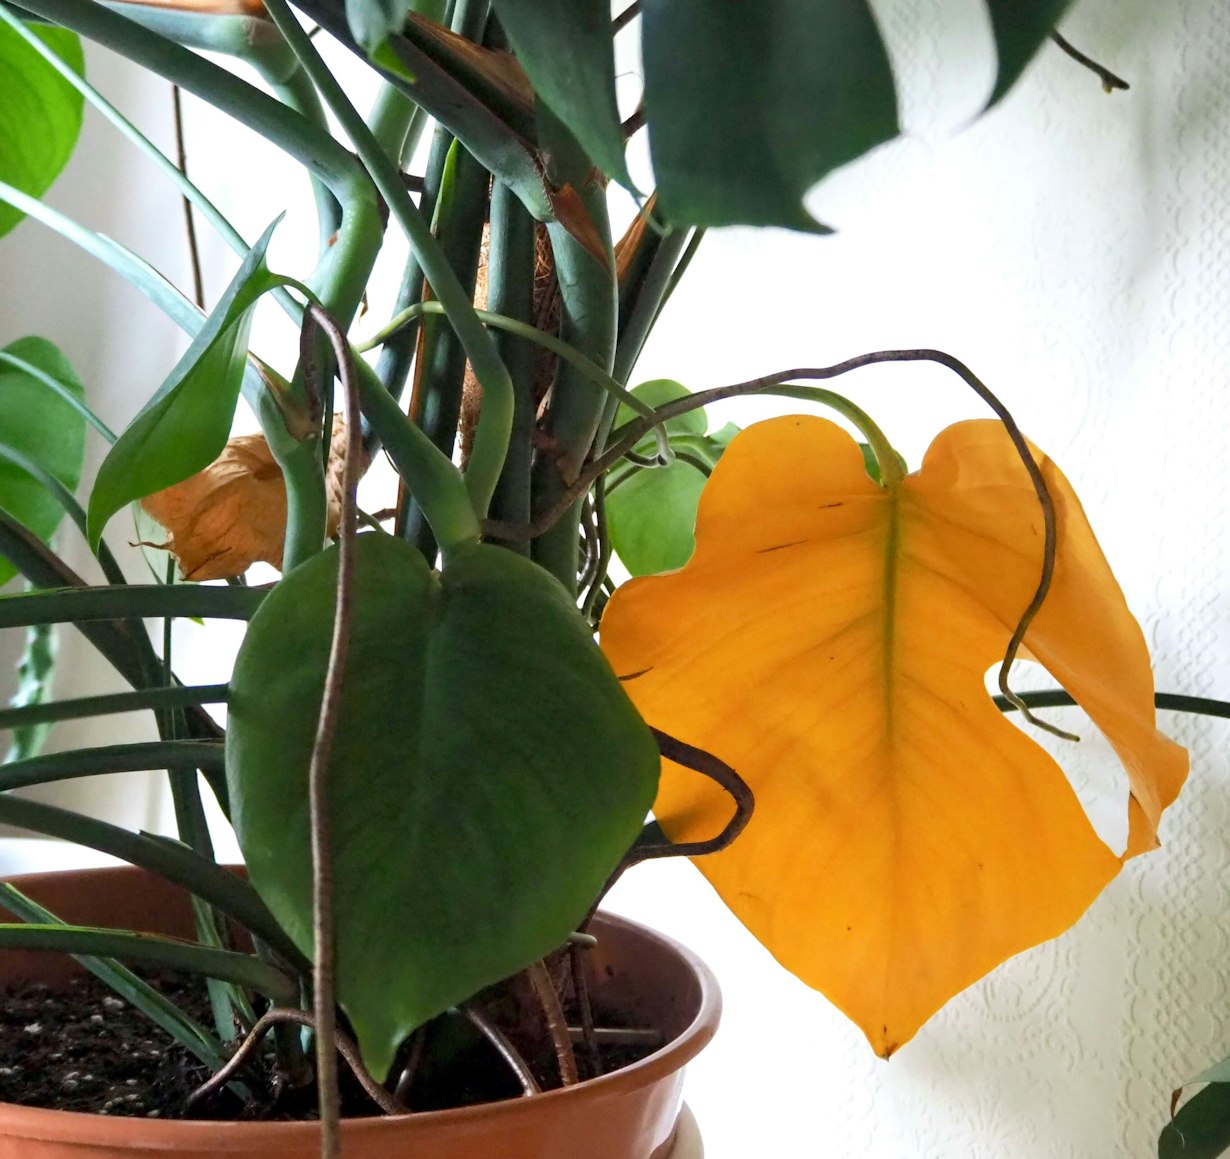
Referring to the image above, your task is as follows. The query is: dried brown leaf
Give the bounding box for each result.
[141,418,364,581]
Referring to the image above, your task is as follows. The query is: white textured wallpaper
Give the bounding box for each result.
[1,1,1229,1155]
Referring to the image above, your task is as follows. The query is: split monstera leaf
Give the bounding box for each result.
[600,415,1187,1057]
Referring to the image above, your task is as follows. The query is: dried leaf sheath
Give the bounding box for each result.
[142,418,364,581]
[600,416,1187,1057]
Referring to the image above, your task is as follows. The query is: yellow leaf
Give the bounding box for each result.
[599,416,1187,1057]
[141,419,362,581]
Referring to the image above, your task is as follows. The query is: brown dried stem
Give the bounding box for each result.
[300,302,366,1158]
[526,960,579,1086]
[186,1007,404,1116]
[462,1005,542,1096]
[1050,31,1130,93]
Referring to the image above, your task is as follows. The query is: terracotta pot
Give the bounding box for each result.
[0,865,719,1159]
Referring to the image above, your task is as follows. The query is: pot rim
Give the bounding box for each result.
[0,864,721,1149]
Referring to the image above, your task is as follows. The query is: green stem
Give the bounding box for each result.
[401,138,489,561]
[354,361,481,555]
[486,180,536,550]
[0,684,228,730]
[264,0,514,521]
[775,386,903,487]
[0,584,266,628]
[361,302,667,441]
[0,741,223,791]
[529,108,617,592]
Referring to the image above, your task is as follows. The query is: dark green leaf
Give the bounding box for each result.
[642,0,898,230]
[1161,1082,1230,1159]
[87,221,284,546]
[0,336,87,586]
[490,0,630,186]
[0,23,83,238]
[608,459,707,576]
[227,533,659,1078]
[5,617,54,762]
[984,0,1075,107]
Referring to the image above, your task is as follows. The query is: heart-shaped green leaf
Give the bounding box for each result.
[226,533,658,1077]
[642,0,898,230]
[0,336,87,586]
[0,22,83,239]
[87,221,284,546]
[608,459,707,576]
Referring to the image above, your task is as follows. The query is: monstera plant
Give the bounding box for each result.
[0,0,1209,1152]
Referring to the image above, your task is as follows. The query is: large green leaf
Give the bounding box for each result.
[0,336,87,587]
[985,0,1075,107]
[641,0,898,230]
[87,221,283,546]
[227,533,659,1078]
[0,22,82,239]
[490,0,629,187]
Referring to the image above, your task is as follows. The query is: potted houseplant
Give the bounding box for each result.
[0,0,1208,1154]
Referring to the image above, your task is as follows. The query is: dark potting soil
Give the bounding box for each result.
[0,970,658,1121]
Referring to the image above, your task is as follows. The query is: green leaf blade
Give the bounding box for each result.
[86,221,283,546]
[0,23,83,238]
[227,533,659,1078]
[0,337,88,587]
[608,460,707,576]
[984,0,1074,107]
[642,0,898,230]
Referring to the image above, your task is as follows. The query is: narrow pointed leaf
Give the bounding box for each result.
[601,416,1187,1056]
[0,22,83,238]
[227,533,658,1079]
[985,0,1075,107]
[0,923,296,1002]
[490,0,629,187]
[87,221,284,545]
[0,337,88,586]
[642,0,898,229]
[0,884,234,1076]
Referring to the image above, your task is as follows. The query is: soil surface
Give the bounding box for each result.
[0,970,658,1120]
